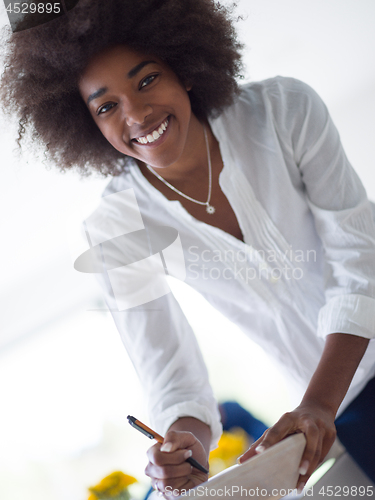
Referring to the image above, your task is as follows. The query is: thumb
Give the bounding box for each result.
[161,430,197,453]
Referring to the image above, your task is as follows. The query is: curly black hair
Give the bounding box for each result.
[0,0,244,177]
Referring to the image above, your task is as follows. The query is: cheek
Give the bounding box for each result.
[96,118,125,150]
[162,76,191,110]
[99,126,119,149]
[168,86,192,125]
[178,85,192,110]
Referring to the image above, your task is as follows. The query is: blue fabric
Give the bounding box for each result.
[143,486,154,500]
[335,377,375,482]
[220,401,268,441]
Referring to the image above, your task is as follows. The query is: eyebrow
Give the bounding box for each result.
[87,87,107,106]
[127,60,157,79]
[86,60,157,106]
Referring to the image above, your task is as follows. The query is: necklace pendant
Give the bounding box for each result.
[206,204,215,214]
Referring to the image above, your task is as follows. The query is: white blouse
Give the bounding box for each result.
[82,76,375,449]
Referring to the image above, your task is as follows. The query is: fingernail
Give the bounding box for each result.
[236,456,242,464]
[299,460,309,476]
[297,482,305,494]
[184,450,193,459]
[255,445,266,454]
[160,442,173,452]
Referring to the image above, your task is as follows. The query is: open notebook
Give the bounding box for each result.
[177,433,306,499]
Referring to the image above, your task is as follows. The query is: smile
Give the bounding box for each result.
[134,117,170,144]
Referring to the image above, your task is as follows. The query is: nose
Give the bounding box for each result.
[123,97,153,127]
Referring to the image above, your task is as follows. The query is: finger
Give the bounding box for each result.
[295,428,319,494]
[161,430,197,453]
[239,415,299,464]
[296,419,320,489]
[145,460,193,480]
[157,475,206,496]
[152,475,194,496]
[298,428,336,494]
[151,479,161,493]
[310,429,324,474]
[320,427,337,464]
[238,434,265,463]
[257,413,296,451]
[148,444,193,466]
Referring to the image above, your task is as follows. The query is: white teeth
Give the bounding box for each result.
[136,118,169,144]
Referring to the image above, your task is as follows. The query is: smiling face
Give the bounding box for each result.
[78,44,200,170]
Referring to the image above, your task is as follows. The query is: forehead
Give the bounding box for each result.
[87,45,156,71]
[79,45,162,91]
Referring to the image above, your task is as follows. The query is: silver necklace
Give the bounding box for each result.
[146,125,215,214]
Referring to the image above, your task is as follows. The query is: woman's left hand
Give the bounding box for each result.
[239,333,370,493]
[238,403,337,493]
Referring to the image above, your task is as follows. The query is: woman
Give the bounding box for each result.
[1,0,374,494]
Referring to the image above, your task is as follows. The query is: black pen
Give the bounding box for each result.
[127,415,209,474]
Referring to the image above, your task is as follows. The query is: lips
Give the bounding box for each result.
[133,117,170,145]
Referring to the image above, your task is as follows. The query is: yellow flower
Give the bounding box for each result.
[88,471,137,499]
[209,429,250,476]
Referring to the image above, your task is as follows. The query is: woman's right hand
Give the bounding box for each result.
[145,430,209,497]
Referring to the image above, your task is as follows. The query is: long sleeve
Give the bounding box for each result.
[80,186,222,449]
[277,77,375,339]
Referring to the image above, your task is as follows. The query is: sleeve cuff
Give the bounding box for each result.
[150,400,223,451]
[317,294,375,339]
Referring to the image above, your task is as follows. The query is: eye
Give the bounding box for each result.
[97,102,117,115]
[139,74,158,89]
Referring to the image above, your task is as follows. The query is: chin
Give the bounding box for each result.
[144,151,183,169]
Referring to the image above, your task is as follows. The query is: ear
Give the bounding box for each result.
[185,82,192,92]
